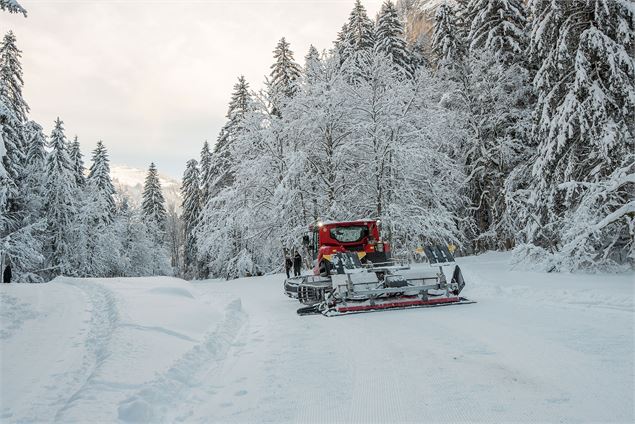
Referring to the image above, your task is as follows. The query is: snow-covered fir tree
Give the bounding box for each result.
[334,23,350,61]
[431,3,463,68]
[86,140,116,223]
[374,0,412,78]
[141,162,167,233]
[43,118,78,276]
[0,31,28,223]
[180,159,201,278]
[269,38,301,115]
[199,140,212,206]
[22,120,46,216]
[207,75,252,199]
[343,0,375,58]
[304,45,322,84]
[466,0,527,65]
[0,0,26,16]
[0,31,28,124]
[68,136,85,188]
[141,163,172,275]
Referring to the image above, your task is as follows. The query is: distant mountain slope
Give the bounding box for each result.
[110,164,181,212]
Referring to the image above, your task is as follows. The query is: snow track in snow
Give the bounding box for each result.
[118,299,246,423]
[53,279,120,422]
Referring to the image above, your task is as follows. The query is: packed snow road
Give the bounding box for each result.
[1,252,633,423]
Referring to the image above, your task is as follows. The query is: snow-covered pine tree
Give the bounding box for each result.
[269,38,301,115]
[431,3,463,68]
[334,23,350,62]
[44,118,78,276]
[69,136,85,187]
[0,32,28,124]
[518,0,635,271]
[466,0,527,65]
[0,101,19,235]
[23,120,46,216]
[343,0,375,60]
[180,159,201,278]
[304,45,322,84]
[0,31,28,221]
[208,76,252,198]
[0,0,26,16]
[141,162,167,234]
[87,140,116,223]
[199,140,212,206]
[454,0,476,39]
[375,0,413,78]
[24,120,45,174]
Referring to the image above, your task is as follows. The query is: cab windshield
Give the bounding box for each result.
[329,226,368,243]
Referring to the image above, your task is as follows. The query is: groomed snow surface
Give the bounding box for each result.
[1,252,633,423]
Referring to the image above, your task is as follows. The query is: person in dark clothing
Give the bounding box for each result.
[3,264,11,284]
[293,251,302,277]
[284,254,293,278]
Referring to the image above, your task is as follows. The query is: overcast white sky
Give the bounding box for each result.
[1,0,383,178]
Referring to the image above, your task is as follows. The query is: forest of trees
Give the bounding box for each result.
[0,1,172,281]
[1,0,633,283]
[181,0,634,279]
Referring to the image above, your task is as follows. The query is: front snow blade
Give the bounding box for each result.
[323,296,475,317]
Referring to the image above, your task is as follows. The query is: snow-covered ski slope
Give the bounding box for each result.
[1,252,633,423]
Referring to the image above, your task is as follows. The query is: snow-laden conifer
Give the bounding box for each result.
[0,31,28,219]
[208,76,252,198]
[466,0,527,65]
[269,38,301,114]
[87,140,116,223]
[344,0,375,58]
[199,140,212,206]
[44,118,78,276]
[68,136,85,188]
[181,159,201,278]
[431,3,463,68]
[375,0,412,77]
[0,0,26,16]
[141,162,167,234]
[304,45,322,84]
[0,31,28,123]
[23,120,46,216]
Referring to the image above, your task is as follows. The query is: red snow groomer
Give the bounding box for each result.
[284,220,473,316]
[310,219,391,276]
